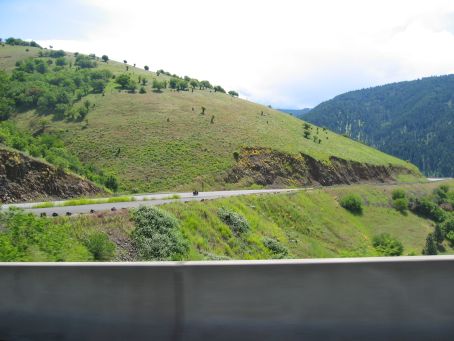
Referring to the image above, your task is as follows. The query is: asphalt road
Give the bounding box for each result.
[2,189,302,216]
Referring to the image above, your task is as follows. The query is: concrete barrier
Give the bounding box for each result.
[1,256,454,340]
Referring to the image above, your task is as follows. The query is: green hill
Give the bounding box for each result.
[0,43,421,193]
[305,75,454,177]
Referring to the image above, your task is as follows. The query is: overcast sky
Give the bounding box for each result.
[2,0,454,108]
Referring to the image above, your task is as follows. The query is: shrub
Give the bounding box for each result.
[339,194,363,214]
[139,86,146,94]
[411,197,446,222]
[446,231,454,245]
[132,206,188,260]
[392,189,406,200]
[422,233,438,255]
[83,232,115,261]
[105,175,119,192]
[433,185,450,204]
[393,198,409,213]
[440,216,454,236]
[217,207,250,235]
[0,209,92,261]
[263,237,288,258]
[372,233,404,256]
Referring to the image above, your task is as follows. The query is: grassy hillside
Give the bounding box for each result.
[1,44,420,192]
[59,181,454,260]
[305,75,454,177]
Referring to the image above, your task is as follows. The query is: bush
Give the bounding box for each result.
[372,233,404,256]
[83,232,115,261]
[0,209,92,261]
[422,233,438,255]
[433,185,450,204]
[263,237,288,258]
[132,206,189,260]
[392,189,406,200]
[440,216,454,236]
[105,175,119,192]
[411,197,446,222]
[433,224,444,244]
[393,198,409,213]
[339,194,363,214]
[217,207,250,235]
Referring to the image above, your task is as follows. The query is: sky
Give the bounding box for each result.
[2,0,454,108]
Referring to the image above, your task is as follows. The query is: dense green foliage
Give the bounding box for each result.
[0,121,117,191]
[372,233,404,256]
[339,194,363,214]
[0,56,112,121]
[131,206,189,260]
[393,198,409,213]
[217,207,250,235]
[4,37,41,48]
[411,197,446,222]
[392,189,406,200]
[305,75,454,176]
[0,209,92,261]
[115,73,137,91]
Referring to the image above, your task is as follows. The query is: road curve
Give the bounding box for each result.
[2,188,303,216]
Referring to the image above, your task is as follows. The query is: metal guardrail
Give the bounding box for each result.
[1,256,454,340]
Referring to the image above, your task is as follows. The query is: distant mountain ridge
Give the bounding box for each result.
[278,108,311,119]
[305,75,454,177]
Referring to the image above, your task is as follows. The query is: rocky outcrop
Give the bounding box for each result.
[225,147,419,187]
[0,148,104,203]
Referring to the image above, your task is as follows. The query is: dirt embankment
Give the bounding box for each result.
[225,147,419,187]
[0,148,105,203]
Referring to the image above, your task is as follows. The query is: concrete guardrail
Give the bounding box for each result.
[1,256,454,340]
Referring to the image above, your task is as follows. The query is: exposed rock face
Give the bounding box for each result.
[0,148,104,203]
[225,147,419,187]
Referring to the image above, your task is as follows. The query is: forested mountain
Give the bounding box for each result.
[305,75,454,176]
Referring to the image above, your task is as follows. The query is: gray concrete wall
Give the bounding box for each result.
[1,256,454,340]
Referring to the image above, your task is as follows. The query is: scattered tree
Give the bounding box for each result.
[228,90,239,97]
[214,85,226,93]
[422,233,438,255]
[101,55,109,63]
[144,65,149,71]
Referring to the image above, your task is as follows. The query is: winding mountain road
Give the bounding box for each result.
[1,189,302,216]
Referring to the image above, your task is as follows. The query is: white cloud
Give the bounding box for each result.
[38,0,454,108]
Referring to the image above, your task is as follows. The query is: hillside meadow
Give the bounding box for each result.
[1,45,419,193]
